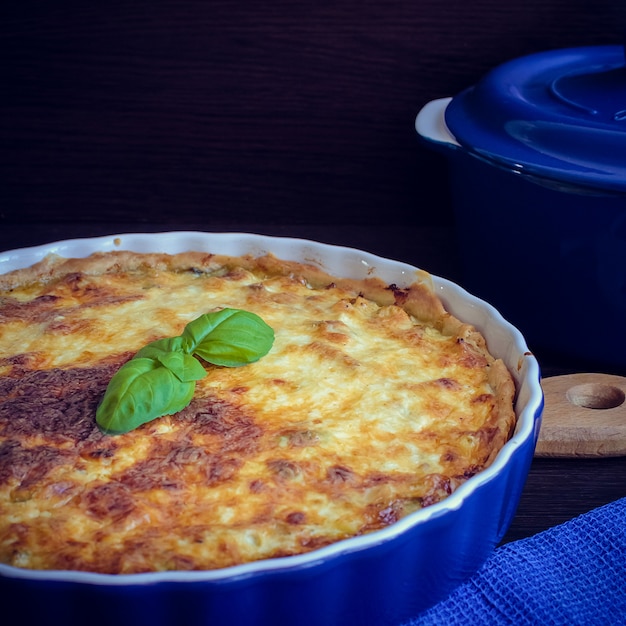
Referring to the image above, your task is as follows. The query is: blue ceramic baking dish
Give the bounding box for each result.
[416,45,626,371]
[0,232,543,626]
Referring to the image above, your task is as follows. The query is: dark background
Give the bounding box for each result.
[1,1,625,277]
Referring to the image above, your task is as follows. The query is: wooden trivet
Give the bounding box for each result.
[535,373,626,458]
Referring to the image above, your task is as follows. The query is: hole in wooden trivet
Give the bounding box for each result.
[565,383,626,410]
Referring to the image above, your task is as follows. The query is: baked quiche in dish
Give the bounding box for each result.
[0,238,517,574]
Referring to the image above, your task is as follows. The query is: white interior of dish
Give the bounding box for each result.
[0,232,543,585]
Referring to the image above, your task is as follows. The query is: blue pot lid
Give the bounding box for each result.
[444,45,626,193]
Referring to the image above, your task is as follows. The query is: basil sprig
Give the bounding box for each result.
[96,308,274,435]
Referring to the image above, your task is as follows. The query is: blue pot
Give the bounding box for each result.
[416,46,626,370]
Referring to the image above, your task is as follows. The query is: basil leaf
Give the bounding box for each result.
[135,336,186,359]
[96,357,195,435]
[97,308,274,435]
[184,308,274,367]
[155,350,207,383]
[135,338,206,381]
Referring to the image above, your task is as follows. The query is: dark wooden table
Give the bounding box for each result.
[2,0,626,546]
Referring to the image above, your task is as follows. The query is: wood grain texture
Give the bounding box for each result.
[1,0,624,226]
[537,374,626,458]
[502,455,626,543]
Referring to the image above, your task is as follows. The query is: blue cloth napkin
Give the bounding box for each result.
[405,497,626,625]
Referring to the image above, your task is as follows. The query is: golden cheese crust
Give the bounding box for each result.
[0,250,516,574]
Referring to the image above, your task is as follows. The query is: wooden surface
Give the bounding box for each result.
[536,374,626,458]
[2,0,626,546]
[2,1,625,230]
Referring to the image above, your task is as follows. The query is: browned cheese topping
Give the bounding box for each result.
[0,251,516,573]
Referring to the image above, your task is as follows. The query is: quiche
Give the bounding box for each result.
[0,249,516,574]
